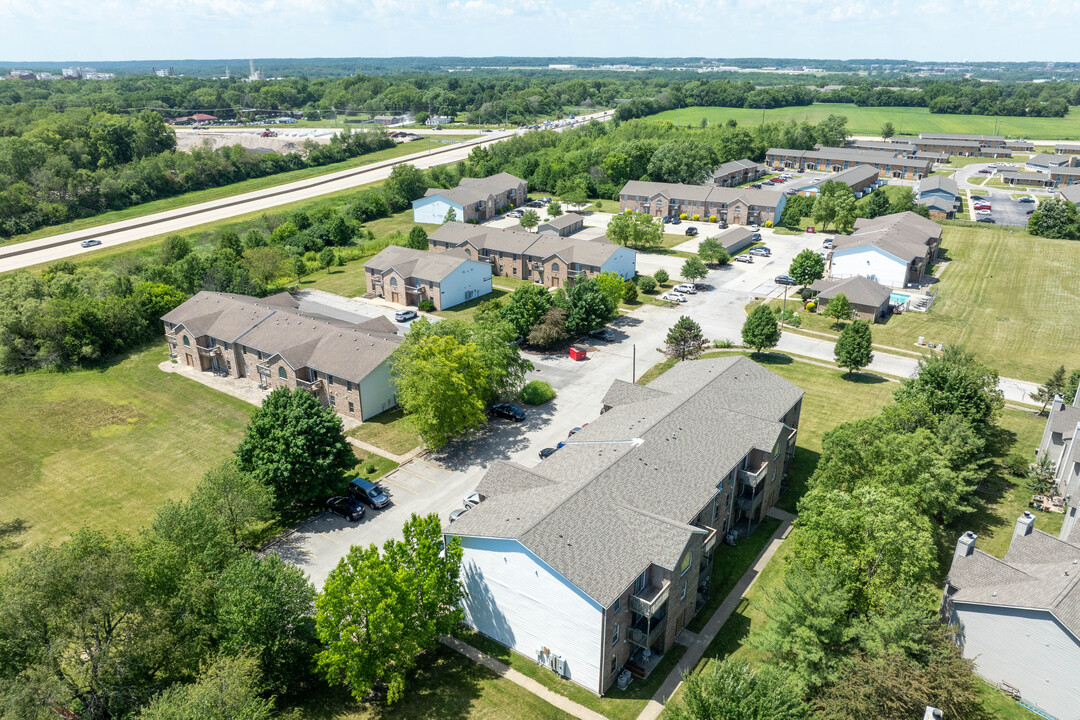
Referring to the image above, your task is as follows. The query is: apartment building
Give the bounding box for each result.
[163,292,400,421]
[919,132,1007,149]
[617,180,786,225]
[905,137,1011,158]
[445,357,803,696]
[829,211,942,288]
[847,140,950,163]
[1055,143,1080,156]
[1036,392,1080,543]
[711,158,766,187]
[1049,166,1080,188]
[1000,171,1051,187]
[914,175,961,219]
[364,245,492,310]
[1006,140,1035,152]
[788,164,881,197]
[1058,185,1080,206]
[413,173,528,224]
[1027,154,1074,172]
[428,222,636,289]
[765,147,932,179]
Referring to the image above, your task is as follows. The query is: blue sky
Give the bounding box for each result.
[2,0,1077,63]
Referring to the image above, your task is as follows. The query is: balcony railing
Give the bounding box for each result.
[738,464,768,487]
[700,525,718,554]
[295,377,323,392]
[628,614,667,649]
[256,363,270,376]
[630,579,670,619]
[195,343,221,356]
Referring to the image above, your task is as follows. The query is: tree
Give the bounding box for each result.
[888,186,917,215]
[636,275,657,293]
[291,256,307,283]
[136,654,274,720]
[556,176,589,208]
[833,190,858,232]
[811,181,856,232]
[1027,197,1080,240]
[216,554,316,693]
[190,461,273,548]
[834,320,874,376]
[316,514,463,704]
[562,276,618,335]
[442,206,459,224]
[646,138,719,184]
[654,269,669,285]
[501,282,554,338]
[547,200,563,217]
[742,304,780,353]
[406,225,429,250]
[788,248,825,286]
[160,234,192,265]
[815,114,849,147]
[318,247,336,273]
[622,280,639,303]
[665,316,707,361]
[698,237,729,265]
[390,331,489,449]
[1030,365,1067,413]
[527,306,569,347]
[606,211,663,250]
[381,163,428,211]
[241,246,288,285]
[749,561,854,695]
[822,292,853,328]
[235,387,356,505]
[1028,454,1058,495]
[780,194,814,227]
[681,257,708,284]
[864,188,891,219]
[894,346,1004,433]
[519,209,540,231]
[666,659,809,720]
[880,121,896,140]
[218,229,243,256]
[1066,368,1080,404]
[595,270,630,305]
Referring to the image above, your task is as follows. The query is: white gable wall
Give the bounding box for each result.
[952,603,1080,720]
[414,195,464,224]
[830,245,908,288]
[599,247,638,280]
[357,358,397,420]
[439,260,493,309]
[458,536,604,695]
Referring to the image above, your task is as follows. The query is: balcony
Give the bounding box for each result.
[256,362,270,376]
[738,463,768,487]
[630,579,670,619]
[628,613,667,649]
[295,377,323,392]
[195,343,221,357]
[700,525,718,554]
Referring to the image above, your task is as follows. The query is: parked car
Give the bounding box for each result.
[785,189,797,195]
[973,203,992,210]
[80,239,102,248]
[774,275,797,286]
[568,426,583,437]
[326,496,366,522]
[749,247,771,256]
[684,226,699,236]
[660,292,688,302]
[463,492,484,509]
[449,508,468,523]
[751,232,762,241]
[971,195,988,201]
[750,224,760,231]
[976,209,993,216]
[1019,197,1037,204]
[733,255,753,263]
[349,477,390,509]
[671,217,682,225]
[805,226,816,233]
[751,183,763,189]
[589,327,615,341]
[395,309,418,322]
[540,197,552,204]
[977,169,993,174]
[976,217,997,224]
[718,221,729,229]
[489,403,526,421]
[539,447,558,459]
[674,284,698,294]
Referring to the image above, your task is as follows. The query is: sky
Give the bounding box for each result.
[2,0,1079,64]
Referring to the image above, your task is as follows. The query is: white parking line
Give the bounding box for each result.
[379,473,420,495]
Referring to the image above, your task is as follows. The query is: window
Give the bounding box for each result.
[679,551,692,576]
[612,597,621,614]
[278,367,287,379]
[681,581,687,601]
[347,380,353,392]
[257,350,263,361]
[551,263,560,273]
[311,371,318,381]
[328,375,334,386]
[348,401,355,413]
[329,395,335,406]
[610,655,617,677]
[634,570,647,593]
[612,623,619,645]
[390,277,398,286]
[182,336,190,347]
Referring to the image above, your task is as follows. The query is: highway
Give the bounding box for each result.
[0,110,614,274]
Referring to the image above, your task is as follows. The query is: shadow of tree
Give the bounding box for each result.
[0,518,29,559]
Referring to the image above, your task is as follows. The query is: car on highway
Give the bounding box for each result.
[674,283,697,294]
[749,247,771,256]
[539,447,558,460]
[660,292,688,302]
[774,275,797,286]
[976,217,997,224]
[80,239,102,248]
[489,403,525,422]
[349,478,390,509]
[394,309,418,322]
[1019,197,1037,204]
[733,254,753,263]
[326,496,366,522]
[589,327,615,341]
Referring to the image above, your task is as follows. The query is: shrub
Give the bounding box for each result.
[805,300,817,312]
[623,281,639,303]
[778,309,801,327]
[636,275,657,293]
[679,213,688,220]
[654,269,669,285]
[366,464,377,474]
[765,220,774,228]
[417,299,436,312]
[624,208,632,214]
[712,338,735,349]
[518,380,556,406]
[798,287,815,301]
[692,214,700,221]
[709,215,717,223]
[594,201,603,210]
[1004,453,1030,477]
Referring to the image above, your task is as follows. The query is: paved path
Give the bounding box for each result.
[442,635,609,720]
[635,511,795,720]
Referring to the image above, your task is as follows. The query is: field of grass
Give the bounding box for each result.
[2,138,476,247]
[348,408,421,456]
[293,644,572,720]
[650,103,1080,140]
[0,343,254,565]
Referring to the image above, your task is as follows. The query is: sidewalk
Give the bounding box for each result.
[634,509,795,720]
[442,635,609,720]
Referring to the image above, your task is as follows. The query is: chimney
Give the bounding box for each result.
[1054,393,1066,412]
[1014,511,1036,540]
[955,531,977,559]
[923,708,943,720]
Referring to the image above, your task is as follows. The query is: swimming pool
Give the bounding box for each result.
[889,292,910,305]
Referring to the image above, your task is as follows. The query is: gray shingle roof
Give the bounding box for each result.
[714,158,765,176]
[365,244,477,282]
[768,147,932,170]
[1000,171,1050,183]
[429,222,625,267]
[834,211,941,263]
[619,181,784,208]
[424,173,526,207]
[919,133,1004,142]
[917,175,959,197]
[829,164,881,187]
[810,275,891,307]
[1059,185,1080,203]
[447,357,804,607]
[1027,154,1070,168]
[538,213,584,231]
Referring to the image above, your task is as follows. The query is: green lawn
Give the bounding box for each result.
[2,138,475,248]
[433,288,511,322]
[292,644,572,720]
[650,104,1080,140]
[0,343,254,565]
[348,408,422,457]
[348,447,400,482]
[455,629,685,720]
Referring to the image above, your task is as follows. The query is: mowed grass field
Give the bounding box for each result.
[0,343,254,564]
[650,103,1080,140]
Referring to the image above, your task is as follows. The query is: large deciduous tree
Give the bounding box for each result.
[606,211,663,250]
[666,659,809,720]
[680,257,708,284]
[381,164,429,211]
[788,248,825,286]
[893,345,1004,433]
[235,387,356,505]
[561,276,617,336]
[136,654,274,720]
[1027,197,1080,240]
[501,282,554,338]
[646,138,719,184]
[519,209,540,231]
[821,292,852,328]
[834,319,873,375]
[527,306,569,347]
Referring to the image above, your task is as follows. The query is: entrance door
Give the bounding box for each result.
[185,354,193,367]
[551,276,560,288]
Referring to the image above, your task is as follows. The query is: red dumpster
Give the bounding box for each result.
[569,346,587,361]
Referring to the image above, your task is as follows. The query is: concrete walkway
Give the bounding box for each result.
[634,510,795,720]
[442,635,609,720]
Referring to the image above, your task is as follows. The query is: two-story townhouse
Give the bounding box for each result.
[412,173,528,224]
[711,159,766,187]
[445,357,803,696]
[828,211,942,288]
[788,164,882,198]
[617,181,787,225]
[1054,143,1080,156]
[918,132,1007,149]
[1048,166,1080,187]
[364,245,492,310]
[914,175,960,218]
[1036,392,1080,543]
[163,291,401,421]
[765,147,932,179]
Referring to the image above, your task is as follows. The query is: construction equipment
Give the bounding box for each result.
[258,129,277,138]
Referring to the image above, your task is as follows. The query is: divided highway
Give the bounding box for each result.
[0,111,614,274]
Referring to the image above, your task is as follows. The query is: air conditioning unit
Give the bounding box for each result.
[549,654,566,677]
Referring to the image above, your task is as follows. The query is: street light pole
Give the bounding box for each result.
[781,285,789,328]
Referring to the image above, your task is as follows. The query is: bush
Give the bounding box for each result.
[709,215,717,223]
[636,275,657,293]
[765,220,774,228]
[418,299,436,312]
[692,214,700,221]
[679,213,688,220]
[778,309,801,327]
[594,201,603,210]
[805,300,817,312]
[798,287,815,301]
[623,281,639,303]
[654,269,669,285]
[712,338,735,349]
[518,380,556,406]
[1004,453,1030,477]
[366,464,377,474]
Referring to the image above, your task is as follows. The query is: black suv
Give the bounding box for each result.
[327,496,366,522]
[489,403,525,421]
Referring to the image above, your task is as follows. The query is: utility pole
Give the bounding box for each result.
[632,344,636,383]
[781,285,789,328]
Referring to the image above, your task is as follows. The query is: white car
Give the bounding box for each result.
[976,209,993,216]
[733,254,754,263]
[660,292,687,303]
[674,284,698,294]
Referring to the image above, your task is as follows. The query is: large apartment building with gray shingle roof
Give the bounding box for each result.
[445,357,803,695]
